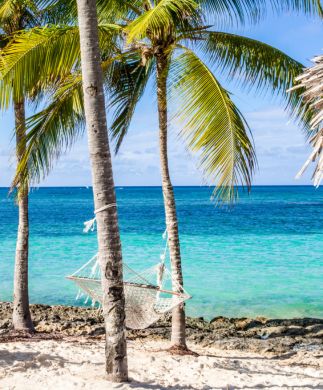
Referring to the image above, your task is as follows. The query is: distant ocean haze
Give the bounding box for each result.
[0,186,322,319]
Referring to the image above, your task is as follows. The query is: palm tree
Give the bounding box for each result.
[103,0,321,351]
[0,1,129,380]
[0,0,75,334]
[75,0,128,381]
[0,0,41,333]
[1,0,321,351]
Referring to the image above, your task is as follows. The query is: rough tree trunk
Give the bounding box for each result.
[12,99,34,332]
[156,54,187,349]
[76,0,128,381]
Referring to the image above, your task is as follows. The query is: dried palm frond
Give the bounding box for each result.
[295,129,323,187]
[290,54,323,186]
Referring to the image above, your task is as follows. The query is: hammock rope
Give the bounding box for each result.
[67,212,191,329]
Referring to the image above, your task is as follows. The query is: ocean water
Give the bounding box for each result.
[0,186,322,320]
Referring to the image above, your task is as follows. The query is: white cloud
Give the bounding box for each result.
[0,104,314,187]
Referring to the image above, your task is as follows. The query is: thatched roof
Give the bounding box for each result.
[292,55,323,187]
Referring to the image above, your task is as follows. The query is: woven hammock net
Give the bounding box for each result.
[67,253,191,330]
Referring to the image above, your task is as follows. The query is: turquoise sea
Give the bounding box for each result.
[0,186,322,320]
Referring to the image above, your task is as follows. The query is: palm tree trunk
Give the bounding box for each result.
[76,0,128,381]
[156,54,187,349]
[12,99,34,333]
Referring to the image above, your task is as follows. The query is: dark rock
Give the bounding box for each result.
[234,318,263,331]
[285,326,307,337]
[0,320,10,329]
[306,324,323,335]
[210,316,233,328]
[61,322,72,330]
[89,326,105,336]
[0,302,322,355]
[259,326,288,338]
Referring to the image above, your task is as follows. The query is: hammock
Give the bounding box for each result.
[67,219,191,329]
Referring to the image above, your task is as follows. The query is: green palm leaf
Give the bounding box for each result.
[96,0,143,22]
[170,48,256,201]
[201,0,323,25]
[39,0,78,25]
[108,53,154,152]
[0,0,39,32]
[12,75,84,188]
[198,31,312,129]
[12,51,128,187]
[126,0,199,42]
[0,26,80,105]
[0,0,17,21]
[0,23,121,106]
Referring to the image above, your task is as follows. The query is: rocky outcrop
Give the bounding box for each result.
[0,302,322,354]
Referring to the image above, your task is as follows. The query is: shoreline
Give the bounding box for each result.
[1,303,322,389]
[1,302,322,354]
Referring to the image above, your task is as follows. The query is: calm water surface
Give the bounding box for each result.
[0,186,322,319]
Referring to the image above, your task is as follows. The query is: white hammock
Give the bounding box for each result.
[66,229,191,329]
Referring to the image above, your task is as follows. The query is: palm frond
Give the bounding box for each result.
[291,54,323,129]
[97,0,143,23]
[198,31,312,131]
[12,75,84,188]
[295,130,323,186]
[39,0,77,25]
[200,0,323,25]
[11,49,129,187]
[270,0,323,16]
[291,55,323,186]
[0,26,81,105]
[0,0,39,32]
[108,52,154,152]
[126,0,199,42]
[0,0,16,21]
[0,23,121,106]
[169,48,256,202]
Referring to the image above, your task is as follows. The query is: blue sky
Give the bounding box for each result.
[0,10,322,187]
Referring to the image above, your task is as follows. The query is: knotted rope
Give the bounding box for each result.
[83,203,117,233]
[157,228,168,291]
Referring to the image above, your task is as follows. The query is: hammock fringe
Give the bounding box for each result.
[67,255,191,329]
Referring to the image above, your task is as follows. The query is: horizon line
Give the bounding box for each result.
[0,184,319,189]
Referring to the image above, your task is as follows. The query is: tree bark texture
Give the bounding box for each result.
[76,0,128,381]
[12,99,34,333]
[156,54,187,349]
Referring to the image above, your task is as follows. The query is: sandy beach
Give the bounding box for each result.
[1,303,322,389]
[0,338,322,390]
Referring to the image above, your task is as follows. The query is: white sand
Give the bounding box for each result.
[0,338,322,389]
